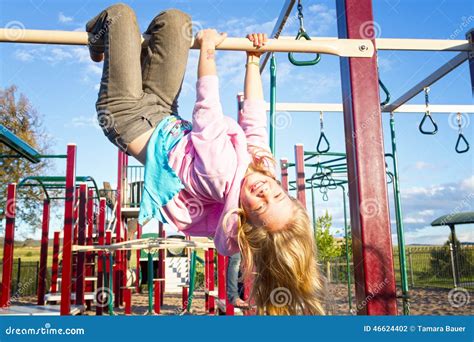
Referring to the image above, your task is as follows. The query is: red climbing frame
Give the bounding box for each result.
[336,0,397,314]
[60,144,77,315]
[37,199,50,305]
[51,231,60,293]
[115,150,125,307]
[0,183,17,308]
[75,183,87,307]
[294,144,306,208]
[96,198,106,316]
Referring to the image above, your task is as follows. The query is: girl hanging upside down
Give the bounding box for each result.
[87,3,324,315]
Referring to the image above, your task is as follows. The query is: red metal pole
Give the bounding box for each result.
[204,249,209,312]
[124,288,132,315]
[154,280,161,314]
[135,223,141,293]
[51,232,60,293]
[75,183,87,306]
[115,149,124,307]
[85,189,94,310]
[280,158,289,192]
[224,256,235,316]
[217,253,226,314]
[96,198,106,316]
[0,183,17,308]
[208,248,215,315]
[336,0,397,315]
[158,222,165,305]
[182,286,188,312]
[294,144,306,208]
[37,199,50,305]
[60,144,77,315]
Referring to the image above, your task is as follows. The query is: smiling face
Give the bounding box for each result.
[239,171,295,231]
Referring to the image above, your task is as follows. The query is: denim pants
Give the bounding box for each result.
[86,3,191,152]
[227,252,242,305]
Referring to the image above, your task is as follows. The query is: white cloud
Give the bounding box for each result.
[414,161,434,170]
[58,12,73,23]
[398,225,474,245]
[461,175,474,191]
[14,50,34,62]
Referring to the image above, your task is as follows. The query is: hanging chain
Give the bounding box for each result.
[457,112,463,134]
[424,87,431,116]
[297,0,305,32]
[319,111,324,132]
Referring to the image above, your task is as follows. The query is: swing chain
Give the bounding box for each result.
[288,0,321,66]
[418,86,438,135]
[455,112,470,153]
[297,0,305,32]
[456,112,463,134]
[320,111,324,132]
[317,111,330,153]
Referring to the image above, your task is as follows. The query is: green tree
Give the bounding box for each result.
[0,85,52,234]
[315,211,340,262]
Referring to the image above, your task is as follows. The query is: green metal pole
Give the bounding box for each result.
[147,251,154,314]
[186,250,197,312]
[269,53,277,154]
[310,181,316,231]
[108,253,114,315]
[389,113,410,315]
[341,185,353,313]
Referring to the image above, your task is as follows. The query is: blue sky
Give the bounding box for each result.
[1,0,473,244]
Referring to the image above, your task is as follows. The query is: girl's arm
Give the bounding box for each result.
[244,33,266,100]
[240,33,270,152]
[196,29,227,78]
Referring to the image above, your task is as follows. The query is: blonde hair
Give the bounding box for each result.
[229,148,325,315]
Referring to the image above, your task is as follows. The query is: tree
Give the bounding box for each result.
[0,85,52,234]
[314,211,341,262]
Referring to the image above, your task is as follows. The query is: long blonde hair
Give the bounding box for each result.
[229,148,325,315]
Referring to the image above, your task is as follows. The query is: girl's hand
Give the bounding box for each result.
[246,33,268,57]
[195,29,227,47]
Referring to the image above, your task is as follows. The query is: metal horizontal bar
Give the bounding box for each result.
[260,0,296,72]
[277,36,471,52]
[0,29,374,57]
[375,38,471,52]
[383,52,469,112]
[0,124,40,163]
[267,102,474,113]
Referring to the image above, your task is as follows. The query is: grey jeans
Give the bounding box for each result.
[86,3,191,152]
[227,253,243,305]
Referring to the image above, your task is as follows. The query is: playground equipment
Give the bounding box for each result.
[0,0,472,316]
[431,212,474,288]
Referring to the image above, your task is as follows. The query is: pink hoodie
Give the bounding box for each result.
[162,75,269,256]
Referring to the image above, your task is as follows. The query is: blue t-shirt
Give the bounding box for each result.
[138,115,192,225]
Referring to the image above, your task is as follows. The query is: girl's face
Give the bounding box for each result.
[240,172,295,231]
